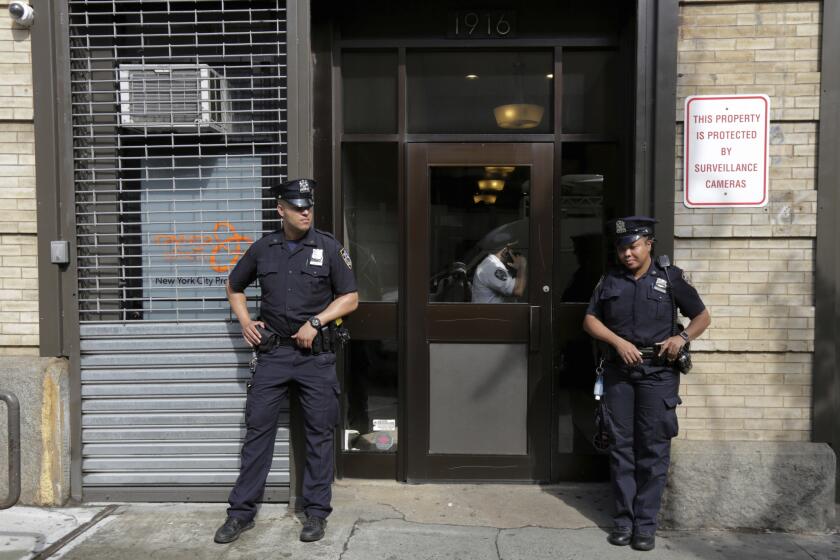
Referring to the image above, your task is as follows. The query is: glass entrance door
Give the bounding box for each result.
[405,143,553,481]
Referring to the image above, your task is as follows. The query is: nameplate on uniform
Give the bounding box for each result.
[309,248,324,267]
[654,278,668,293]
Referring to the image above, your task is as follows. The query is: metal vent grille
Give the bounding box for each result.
[70,0,287,322]
[118,64,231,132]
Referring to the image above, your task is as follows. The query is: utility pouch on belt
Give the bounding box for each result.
[311,319,351,355]
[335,318,351,347]
[321,326,333,353]
[311,330,324,355]
[255,324,278,354]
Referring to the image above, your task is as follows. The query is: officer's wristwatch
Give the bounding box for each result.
[679,331,690,342]
[308,317,322,329]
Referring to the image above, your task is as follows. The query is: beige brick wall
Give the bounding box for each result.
[675,0,820,442]
[0,3,37,356]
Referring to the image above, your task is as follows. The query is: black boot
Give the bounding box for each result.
[631,533,656,551]
[214,516,255,544]
[607,528,633,546]
[299,515,327,542]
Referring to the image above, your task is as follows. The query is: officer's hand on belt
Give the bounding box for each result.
[292,321,318,350]
[655,336,686,361]
[242,319,266,348]
[614,338,643,365]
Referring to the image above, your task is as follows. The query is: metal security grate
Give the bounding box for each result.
[70,0,287,322]
[69,0,290,501]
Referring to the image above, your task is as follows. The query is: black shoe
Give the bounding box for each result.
[607,528,633,546]
[299,515,327,542]
[214,516,255,544]
[631,533,656,551]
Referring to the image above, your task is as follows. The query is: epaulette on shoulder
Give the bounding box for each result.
[260,229,282,240]
[314,228,338,241]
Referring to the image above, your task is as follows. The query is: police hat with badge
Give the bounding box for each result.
[270,178,316,209]
[609,215,657,247]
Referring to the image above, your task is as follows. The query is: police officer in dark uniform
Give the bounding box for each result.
[583,216,710,552]
[214,178,359,545]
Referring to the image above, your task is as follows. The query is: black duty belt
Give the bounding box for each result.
[606,345,670,366]
[637,346,660,359]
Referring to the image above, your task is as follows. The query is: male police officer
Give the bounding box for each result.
[583,216,710,552]
[471,243,527,303]
[214,178,359,544]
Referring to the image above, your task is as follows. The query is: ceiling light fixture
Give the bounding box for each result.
[477,179,505,192]
[484,166,515,177]
[473,193,498,204]
[494,104,544,129]
[493,60,545,129]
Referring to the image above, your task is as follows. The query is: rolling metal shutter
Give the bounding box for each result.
[69,0,289,501]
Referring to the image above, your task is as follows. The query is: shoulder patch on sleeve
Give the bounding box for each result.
[340,247,353,270]
[495,268,508,281]
[682,271,693,286]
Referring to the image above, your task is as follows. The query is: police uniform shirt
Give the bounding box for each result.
[471,253,516,303]
[585,262,705,348]
[228,227,357,337]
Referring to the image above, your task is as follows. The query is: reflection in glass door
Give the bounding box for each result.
[429,166,530,305]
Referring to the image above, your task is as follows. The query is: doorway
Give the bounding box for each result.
[316,1,641,483]
[405,143,553,481]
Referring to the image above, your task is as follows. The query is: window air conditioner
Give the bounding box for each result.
[118,64,230,133]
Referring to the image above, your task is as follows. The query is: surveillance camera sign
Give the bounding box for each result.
[684,94,770,208]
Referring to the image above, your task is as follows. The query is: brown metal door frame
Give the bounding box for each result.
[405,143,553,482]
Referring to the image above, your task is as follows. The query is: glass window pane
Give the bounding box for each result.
[342,339,399,454]
[342,143,399,302]
[557,143,626,456]
[407,50,553,134]
[429,166,530,303]
[558,142,625,304]
[562,50,620,134]
[342,51,397,134]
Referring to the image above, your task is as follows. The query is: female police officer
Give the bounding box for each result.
[583,216,710,552]
[214,179,358,545]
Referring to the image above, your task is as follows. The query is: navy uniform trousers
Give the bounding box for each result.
[227,345,340,522]
[603,363,681,536]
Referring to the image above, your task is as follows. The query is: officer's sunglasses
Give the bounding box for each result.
[277,202,312,213]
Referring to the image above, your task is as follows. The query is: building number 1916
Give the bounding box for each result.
[449,11,516,39]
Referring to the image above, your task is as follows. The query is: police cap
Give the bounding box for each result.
[609,216,657,247]
[271,178,316,209]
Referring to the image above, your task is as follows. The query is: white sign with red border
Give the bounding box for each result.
[684,94,770,208]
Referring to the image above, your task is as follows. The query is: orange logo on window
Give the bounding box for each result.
[153,221,253,273]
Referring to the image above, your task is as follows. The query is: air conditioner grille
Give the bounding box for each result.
[119,65,230,131]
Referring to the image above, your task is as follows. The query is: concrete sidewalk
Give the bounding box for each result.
[1,481,838,559]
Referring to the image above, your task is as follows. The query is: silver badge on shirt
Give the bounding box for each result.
[654,277,668,293]
[309,248,324,267]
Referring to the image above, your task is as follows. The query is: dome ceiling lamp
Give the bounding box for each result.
[473,193,498,204]
[477,179,505,192]
[484,166,515,177]
[493,104,544,129]
[473,178,505,205]
[493,60,544,130]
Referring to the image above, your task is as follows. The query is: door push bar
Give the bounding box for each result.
[0,390,20,509]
